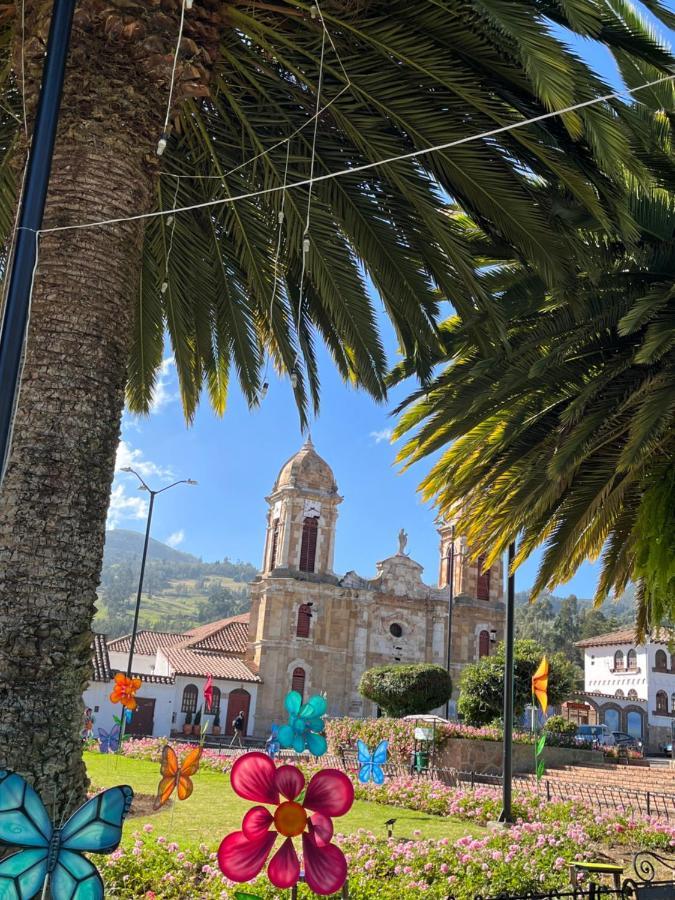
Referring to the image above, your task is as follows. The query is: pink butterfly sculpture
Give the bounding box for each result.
[218,752,353,895]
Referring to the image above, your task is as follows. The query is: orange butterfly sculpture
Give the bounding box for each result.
[153,744,203,810]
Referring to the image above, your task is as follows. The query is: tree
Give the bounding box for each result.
[395,186,675,641]
[359,664,452,717]
[457,639,578,727]
[0,0,673,813]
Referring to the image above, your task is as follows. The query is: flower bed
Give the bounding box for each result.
[103,809,675,900]
[325,718,582,759]
[120,737,234,774]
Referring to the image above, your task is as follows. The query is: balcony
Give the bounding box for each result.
[610,666,641,675]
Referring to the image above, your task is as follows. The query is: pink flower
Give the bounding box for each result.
[218,752,354,896]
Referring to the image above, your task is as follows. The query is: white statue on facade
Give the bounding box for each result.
[397,528,408,556]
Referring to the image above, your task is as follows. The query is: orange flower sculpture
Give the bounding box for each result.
[110,673,142,711]
[532,656,549,714]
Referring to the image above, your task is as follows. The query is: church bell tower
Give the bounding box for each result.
[438,515,505,693]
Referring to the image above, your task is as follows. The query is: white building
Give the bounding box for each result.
[575,627,675,752]
[84,615,260,743]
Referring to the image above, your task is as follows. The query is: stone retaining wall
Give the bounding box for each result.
[436,736,599,773]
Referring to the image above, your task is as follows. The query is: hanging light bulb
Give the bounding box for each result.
[185,0,194,8]
[157,132,169,156]
[161,282,169,294]
[260,382,269,400]
[290,372,298,389]
[303,236,310,255]
[311,5,318,18]
[166,214,174,226]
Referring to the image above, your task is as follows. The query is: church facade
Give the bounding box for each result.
[246,439,505,737]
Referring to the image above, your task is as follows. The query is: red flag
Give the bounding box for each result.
[204,674,213,712]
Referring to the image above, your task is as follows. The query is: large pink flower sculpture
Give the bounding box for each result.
[218,752,354,895]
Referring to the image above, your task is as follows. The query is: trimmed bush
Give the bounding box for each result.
[358,664,452,717]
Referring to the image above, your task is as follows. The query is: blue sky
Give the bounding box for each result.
[108,4,673,602]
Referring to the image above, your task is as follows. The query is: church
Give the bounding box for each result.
[246,438,505,736]
[88,439,505,740]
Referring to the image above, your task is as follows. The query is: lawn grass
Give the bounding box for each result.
[86,753,482,847]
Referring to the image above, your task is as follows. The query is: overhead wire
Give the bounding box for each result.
[157,0,189,156]
[30,72,675,236]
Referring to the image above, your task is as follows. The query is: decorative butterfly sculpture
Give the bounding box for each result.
[0,770,132,900]
[153,744,203,810]
[97,724,120,754]
[266,724,281,759]
[357,739,389,784]
[278,690,327,756]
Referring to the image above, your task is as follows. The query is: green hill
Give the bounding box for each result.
[95,529,256,637]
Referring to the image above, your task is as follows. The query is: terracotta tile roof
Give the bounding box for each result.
[107,631,185,655]
[182,613,250,654]
[576,627,673,649]
[92,633,113,682]
[161,646,260,682]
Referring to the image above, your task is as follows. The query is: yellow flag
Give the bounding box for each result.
[532,656,549,714]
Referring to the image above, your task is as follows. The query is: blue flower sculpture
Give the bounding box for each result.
[278,690,327,756]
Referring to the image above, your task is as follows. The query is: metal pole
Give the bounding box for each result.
[445,526,455,718]
[0,0,77,483]
[126,490,155,677]
[499,541,516,823]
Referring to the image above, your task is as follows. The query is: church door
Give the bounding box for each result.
[225,689,251,735]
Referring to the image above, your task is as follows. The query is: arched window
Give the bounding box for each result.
[206,686,221,715]
[181,684,198,714]
[269,521,280,571]
[627,710,643,738]
[613,650,624,671]
[603,708,619,732]
[656,690,668,714]
[478,630,490,658]
[296,604,312,638]
[627,649,637,670]
[299,518,318,572]
[614,689,624,699]
[627,689,638,700]
[291,667,306,699]
[476,556,490,601]
[671,693,675,713]
[655,649,668,671]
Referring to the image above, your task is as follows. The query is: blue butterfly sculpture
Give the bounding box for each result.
[277,690,327,757]
[357,739,389,784]
[97,724,120,754]
[0,770,133,900]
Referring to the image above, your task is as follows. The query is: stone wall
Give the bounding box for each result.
[436,737,599,773]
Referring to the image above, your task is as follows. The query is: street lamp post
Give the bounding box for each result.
[445,526,455,719]
[121,467,197,678]
[499,541,517,824]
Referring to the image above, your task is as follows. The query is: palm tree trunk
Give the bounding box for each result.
[0,0,171,816]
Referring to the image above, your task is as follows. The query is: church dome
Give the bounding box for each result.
[274,437,337,493]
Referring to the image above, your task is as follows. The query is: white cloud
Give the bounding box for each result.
[107,484,148,528]
[370,428,393,445]
[115,440,174,480]
[149,356,178,413]
[166,529,185,548]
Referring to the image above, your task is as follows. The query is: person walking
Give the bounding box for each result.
[229,709,245,748]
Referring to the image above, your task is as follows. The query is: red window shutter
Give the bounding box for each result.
[297,604,311,638]
[292,667,306,699]
[476,556,490,600]
[479,630,490,658]
[299,518,318,572]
